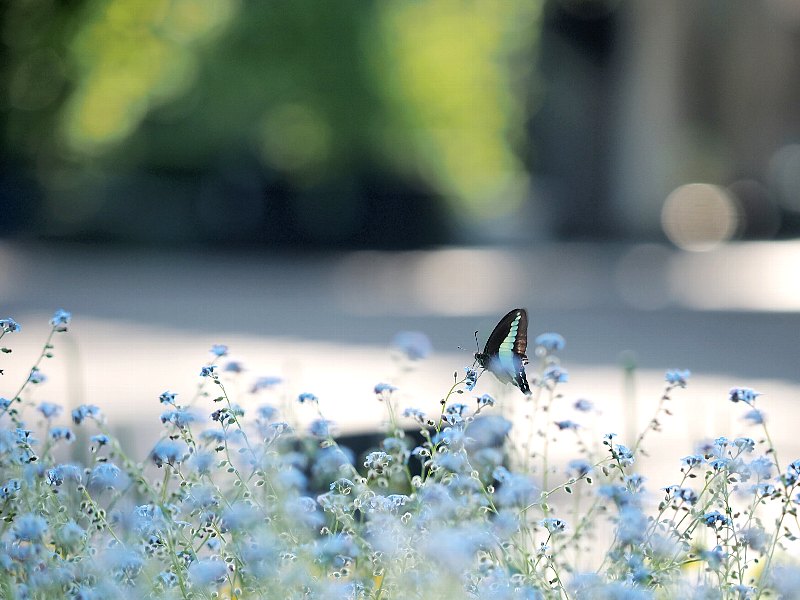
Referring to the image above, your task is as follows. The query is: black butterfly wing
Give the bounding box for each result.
[481,308,531,395]
[483,308,528,359]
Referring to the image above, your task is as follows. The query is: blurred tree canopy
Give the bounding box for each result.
[2,0,541,247]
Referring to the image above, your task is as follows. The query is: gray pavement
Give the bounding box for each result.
[1,240,798,381]
[1,239,799,473]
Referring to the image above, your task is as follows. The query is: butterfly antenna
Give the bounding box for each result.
[470,330,481,368]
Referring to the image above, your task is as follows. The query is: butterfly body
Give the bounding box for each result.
[475,308,531,396]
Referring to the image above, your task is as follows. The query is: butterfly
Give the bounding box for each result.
[474,308,531,396]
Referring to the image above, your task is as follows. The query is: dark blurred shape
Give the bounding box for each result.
[530,0,619,239]
[5,0,800,247]
[533,0,800,242]
[727,179,781,240]
[0,162,40,235]
[0,0,539,248]
[768,145,800,215]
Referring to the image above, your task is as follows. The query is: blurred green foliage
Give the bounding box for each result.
[2,0,541,243]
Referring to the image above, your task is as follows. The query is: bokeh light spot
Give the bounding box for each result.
[61,0,236,153]
[369,2,540,220]
[661,183,739,251]
[258,104,332,177]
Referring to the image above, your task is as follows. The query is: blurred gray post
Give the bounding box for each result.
[612,1,683,237]
[620,351,637,448]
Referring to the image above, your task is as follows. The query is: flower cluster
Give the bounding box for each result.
[0,314,797,600]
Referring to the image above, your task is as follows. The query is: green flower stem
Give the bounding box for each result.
[1,325,57,424]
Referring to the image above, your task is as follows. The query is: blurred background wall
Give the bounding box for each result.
[4,0,800,469]
[4,0,800,250]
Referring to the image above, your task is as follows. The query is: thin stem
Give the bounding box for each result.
[1,326,57,423]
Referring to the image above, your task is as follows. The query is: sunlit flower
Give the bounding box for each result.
[783,460,800,487]
[476,393,495,408]
[298,392,318,404]
[151,440,188,467]
[221,501,260,532]
[495,473,538,508]
[543,365,569,383]
[12,514,48,542]
[702,510,731,528]
[55,521,86,551]
[71,404,103,425]
[541,517,567,533]
[612,444,635,467]
[677,487,698,505]
[199,428,226,445]
[364,451,391,475]
[28,369,46,384]
[0,317,20,333]
[37,402,62,419]
[700,545,727,569]
[160,408,201,428]
[157,571,179,588]
[681,454,704,469]
[750,483,776,499]
[467,415,512,449]
[103,547,144,582]
[329,477,355,494]
[739,526,770,552]
[665,369,691,386]
[535,332,565,352]
[46,464,82,487]
[254,404,278,422]
[267,421,291,439]
[158,391,177,405]
[0,478,21,500]
[403,407,427,425]
[749,456,773,480]
[465,367,478,391]
[567,458,592,478]
[50,309,72,330]
[625,473,646,491]
[309,419,334,438]
[734,437,756,453]
[616,506,647,544]
[251,375,283,392]
[374,382,397,397]
[187,450,216,475]
[446,402,468,416]
[90,434,110,449]
[48,426,75,443]
[743,409,764,425]
[597,484,637,508]
[729,387,761,405]
[210,344,228,357]
[770,565,800,598]
[312,446,353,482]
[89,463,126,491]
